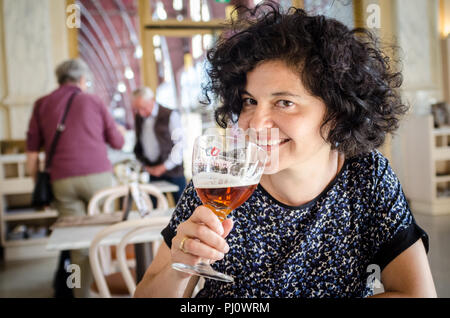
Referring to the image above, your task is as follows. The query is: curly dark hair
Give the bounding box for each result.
[203,1,408,157]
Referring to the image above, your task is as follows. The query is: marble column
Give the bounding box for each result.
[0,0,68,140]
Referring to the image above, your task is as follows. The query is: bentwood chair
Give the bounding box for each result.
[89,217,170,298]
[87,184,168,274]
[117,225,205,298]
[87,184,169,297]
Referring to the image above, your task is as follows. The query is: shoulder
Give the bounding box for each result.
[77,92,102,104]
[346,149,388,172]
[33,91,53,110]
[34,95,48,106]
[76,92,107,112]
[332,150,404,212]
[347,151,410,226]
[344,150,395,186]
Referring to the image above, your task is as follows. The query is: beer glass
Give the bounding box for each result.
[172,134,267,282]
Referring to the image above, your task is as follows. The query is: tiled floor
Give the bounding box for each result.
[414,213,450,297]
[0,256,56,298]
[0,212,449,298]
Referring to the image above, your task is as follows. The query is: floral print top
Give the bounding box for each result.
[161,150,428,297]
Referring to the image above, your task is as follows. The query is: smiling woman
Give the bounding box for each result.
[134,2,437,298]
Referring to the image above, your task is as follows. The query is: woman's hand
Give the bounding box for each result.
[134,206,234,297]
[170,206,233,276]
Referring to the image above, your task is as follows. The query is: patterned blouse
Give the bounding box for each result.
[161,150,429,297]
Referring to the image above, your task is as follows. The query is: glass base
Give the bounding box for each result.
[172,262,234,283]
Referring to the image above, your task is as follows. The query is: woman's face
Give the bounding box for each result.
[238,60,330,174]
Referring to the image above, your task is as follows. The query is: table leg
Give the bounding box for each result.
[134,242,154,283]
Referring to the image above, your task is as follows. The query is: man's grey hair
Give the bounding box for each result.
[133,87,154,100]
[55,58,89,85]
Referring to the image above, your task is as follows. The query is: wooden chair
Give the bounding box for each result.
[87,184,169,297]
[87,184,153,216]
[117,225,205,298]
[116,224,161,296]
[87,185,132,275]
[87,184,168,273]
[89,217,170,298]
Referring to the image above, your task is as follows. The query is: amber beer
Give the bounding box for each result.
[194,173,258,221]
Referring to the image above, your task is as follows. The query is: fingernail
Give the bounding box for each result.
[217,252,224,259]
[223,244,230,253]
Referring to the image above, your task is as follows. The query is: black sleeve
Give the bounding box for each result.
[372,220,429,271]
[368,152,429,271]
[161,180,202,248]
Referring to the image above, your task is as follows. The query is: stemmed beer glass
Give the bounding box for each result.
[171,134,267,283]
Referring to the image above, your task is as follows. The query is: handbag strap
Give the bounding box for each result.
[45,91,80,170]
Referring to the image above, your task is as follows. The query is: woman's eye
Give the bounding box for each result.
[242,98,257,107]
[276,100,294,108]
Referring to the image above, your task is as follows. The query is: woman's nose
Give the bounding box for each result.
[248,106,274,131]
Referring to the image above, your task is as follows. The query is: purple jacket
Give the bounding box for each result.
[26,84,124,181]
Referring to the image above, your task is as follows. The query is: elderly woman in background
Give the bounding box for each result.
[26,58,125,298]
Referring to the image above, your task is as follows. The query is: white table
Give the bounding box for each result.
[46,209,174,251]
[47,209,174,282]
[148,180,179,194]
[47,181,179,282]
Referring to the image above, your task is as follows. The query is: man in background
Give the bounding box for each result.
[132,87,186,203]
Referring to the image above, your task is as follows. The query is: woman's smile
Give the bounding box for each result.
[255,138,291,152]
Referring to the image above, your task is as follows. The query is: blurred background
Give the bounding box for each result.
[0,0,449,297]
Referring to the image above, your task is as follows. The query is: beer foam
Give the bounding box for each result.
[193,172,258,188]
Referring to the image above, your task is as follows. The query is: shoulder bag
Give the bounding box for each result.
[32,91,79,208]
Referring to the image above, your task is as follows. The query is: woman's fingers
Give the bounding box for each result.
[180,237,225,260]
[222,217,234,238]
[177,219,229,255]
[171,206,233,264]
[190,205,224,236]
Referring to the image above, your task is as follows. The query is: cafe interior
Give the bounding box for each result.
[0,0,449,298]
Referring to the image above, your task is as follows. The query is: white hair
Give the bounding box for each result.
[55,58,89,85]
[133,87,154,100]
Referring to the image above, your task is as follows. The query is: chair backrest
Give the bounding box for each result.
[87,185,129,215]
[89,217,170,298]
[103,184,168,214]
[118,226,203,297]
[116,225,157,296]
[88,184,167,215]
[87,185,130,274]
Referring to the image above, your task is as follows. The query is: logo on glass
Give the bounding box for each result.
[206,146,220,157]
